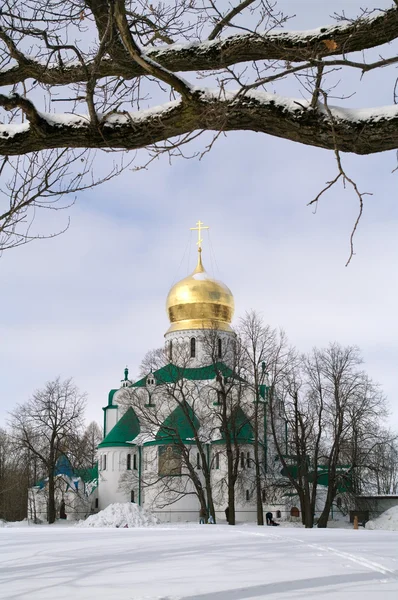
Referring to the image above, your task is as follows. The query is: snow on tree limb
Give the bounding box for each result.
[1,90,398,156]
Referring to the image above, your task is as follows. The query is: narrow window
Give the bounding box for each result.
[197,453,200,469]
[247,452,251,468]
[169,340,173,361]
[336,497,342,508]
[240,452,245,469]
[130,490,135,503]
[218,338,222,358]
[103,454,107,470]
[95,498,99,509]
[190,337,196,358]
[215,453,220,469]
[262,489,266,503]
[127,454,131,470]
[246,489,250,501]
[133,454,137,470]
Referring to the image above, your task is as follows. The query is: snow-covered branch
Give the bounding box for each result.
[1,90,398,156]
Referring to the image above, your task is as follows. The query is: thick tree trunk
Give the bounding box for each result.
[253,404,264,525]
[48,471,56,524]
[317,484,335,528]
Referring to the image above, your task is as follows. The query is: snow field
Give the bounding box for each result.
[0,524,397,600]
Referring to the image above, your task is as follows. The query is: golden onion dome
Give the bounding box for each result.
[166,249,234,334]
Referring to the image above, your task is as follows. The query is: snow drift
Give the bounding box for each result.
[366,505,398,531]
[77,503,160,528]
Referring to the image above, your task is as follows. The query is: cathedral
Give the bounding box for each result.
[96,222,274,522]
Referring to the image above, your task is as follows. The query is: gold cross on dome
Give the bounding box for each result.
[190,220,209,250]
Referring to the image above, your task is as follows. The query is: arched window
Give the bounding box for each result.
[130,490,135,503]
[196,453,200,469]
[218,338,222,358]
[240,452,245,469]
[246,489,250,501]
[133,454,137,470]
[190,337,196,358]
[103,454,107,471]
[262,489,266,503]
[247,452,251,468]
[215,453,220,469]
[336,497,342,508]
[169,340,173,361]
[127,454,131,470]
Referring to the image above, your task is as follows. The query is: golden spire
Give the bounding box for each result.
[190,220,209,274]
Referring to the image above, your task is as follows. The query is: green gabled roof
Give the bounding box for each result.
[133,362,240,387]
[156,402,200,443]
[98,407,140,448]
[76,464,98,483]
[213,406,254,444]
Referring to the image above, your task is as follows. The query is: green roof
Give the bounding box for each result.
[76,464,98,483]
[98,407,140,448]
[133,362,239,387]
[213,406,254,444]
[156,402,200,443]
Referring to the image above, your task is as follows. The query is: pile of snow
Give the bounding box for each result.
[77,503,160,528]
[366,506,398,531]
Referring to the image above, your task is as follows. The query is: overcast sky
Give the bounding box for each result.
[1,0,397,432]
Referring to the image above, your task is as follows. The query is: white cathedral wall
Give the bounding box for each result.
[164,329,236,369]
[98,448,132,510]
[104,406,118,437]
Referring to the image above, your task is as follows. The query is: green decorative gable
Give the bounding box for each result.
[156,402,200,443]
[98,407,140,448]
[213,406,253,444]
[108,389,118,406]
[133,362,239,387]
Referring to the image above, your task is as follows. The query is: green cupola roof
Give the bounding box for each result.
[98,407,140,448]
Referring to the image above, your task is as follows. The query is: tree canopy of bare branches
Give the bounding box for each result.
[2,1,398,156]
[9,377,86,523]
[2,1,398,255]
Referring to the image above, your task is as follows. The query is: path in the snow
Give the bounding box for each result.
[0,524,397,600]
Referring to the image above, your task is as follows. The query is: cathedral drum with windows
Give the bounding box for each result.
[97,229,270,522]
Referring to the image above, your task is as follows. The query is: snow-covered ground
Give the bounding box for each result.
[0,522,397,600]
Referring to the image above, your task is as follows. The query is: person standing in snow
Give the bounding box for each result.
[266,512,273,525]
[208,514,215,524]
[60,500,66,520]
[199,507,207,524]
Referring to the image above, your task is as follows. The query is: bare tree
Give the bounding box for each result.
[0,428,31,521]
[2,2,398,255]
[269,343,389,528]
[71,420,103,470]
[9,377,86,523]
[237,311,279,525]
